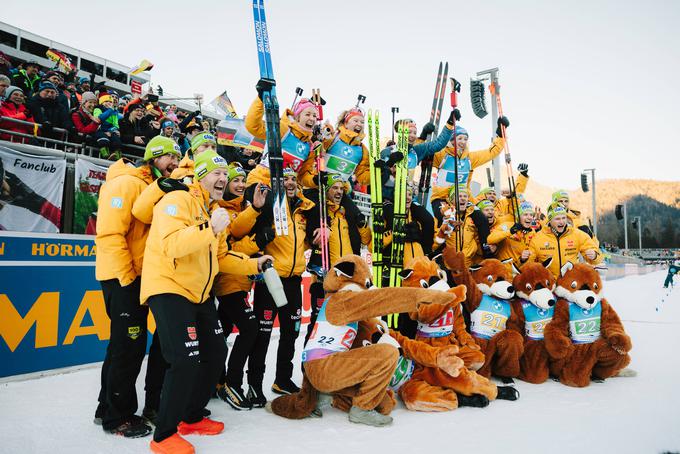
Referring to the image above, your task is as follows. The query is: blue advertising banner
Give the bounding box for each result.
[0,232,135,378]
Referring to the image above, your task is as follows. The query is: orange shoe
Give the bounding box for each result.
[177,417,224,436]
[150,433,194,454]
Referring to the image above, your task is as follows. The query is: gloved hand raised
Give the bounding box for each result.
[446,108,461,126]
[256,78,276,100]
[496,116,510,137]
[418,122,436,140]
[517,163,528,177]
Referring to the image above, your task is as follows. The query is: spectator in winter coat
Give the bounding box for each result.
[26,81,72,139]
[0,75,10,100]
[71,91,100,144]
[44,71,70,111]
[11,61,41,96]
[0,52,11,79]
[77,76,91,96]
[93,93,123,160]
[119,102,159,157]
[64,81,80,110]
[0,86,35,143]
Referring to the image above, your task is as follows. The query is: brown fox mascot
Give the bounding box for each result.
[544,262,633,387]
[509,260,558,384]
[395,256,520,409]
[267,254,464,426]
[443,249,524,381]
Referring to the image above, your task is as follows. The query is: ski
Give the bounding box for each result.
[417,62,448,205]
[367,109,383,286]
[389,122,409,288]
[312,88,329,274]
[252,0,288,235]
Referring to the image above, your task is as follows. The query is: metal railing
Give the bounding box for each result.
[0,115,146,160]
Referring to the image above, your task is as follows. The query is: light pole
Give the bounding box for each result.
[632,216,642,252]
[476,68,500,192]
[623,202,628,250]
[582,168,597,237]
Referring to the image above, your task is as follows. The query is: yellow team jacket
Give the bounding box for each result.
[487,221,540,268]
[528,224,603,278]
[245,97,316,188]
[131,155,195,226]
[238,192,316,278]
[473,173,528,221]
[325,202,372,265]
[430,137,505,202]
[213,196,261,297]
[140,181,260,305]
[95,160,154,286]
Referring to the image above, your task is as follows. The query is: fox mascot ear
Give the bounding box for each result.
[334,261,355,278]
[542,257,553,269]
[398,269,414,280]
[469,264,483,272]
[560,261,574,277]
[511,262,522,277]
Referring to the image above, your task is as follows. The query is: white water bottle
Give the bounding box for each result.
[263,260,288,308]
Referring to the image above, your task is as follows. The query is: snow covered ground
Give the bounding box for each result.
[1,271,679,454]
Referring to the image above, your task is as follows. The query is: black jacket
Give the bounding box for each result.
[26,94,73,139]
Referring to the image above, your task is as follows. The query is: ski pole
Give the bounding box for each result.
[490,81,519,223]
[449,77,464,251]
[291,87,303,109]
[312,89,329,272]
[391,107,399,142]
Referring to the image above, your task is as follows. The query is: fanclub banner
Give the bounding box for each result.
[0,145,66,233]
[74,158,110,234]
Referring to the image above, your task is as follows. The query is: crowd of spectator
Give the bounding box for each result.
[0,54,218,160]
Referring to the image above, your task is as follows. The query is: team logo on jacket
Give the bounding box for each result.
[187,326,197,340]
[567,240,574,247]
[493,301,503,311]
[111,197,123,208]
[538,309,548,317]
[264,310,273,321]
[165,204,178,216]
[128,326,141,340]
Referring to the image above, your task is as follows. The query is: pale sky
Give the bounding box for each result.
[4,0,679,187]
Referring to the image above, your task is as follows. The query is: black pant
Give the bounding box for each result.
[217,291,258,388]
[98,278,166,430]
[250,276,302,386]
[148,294,227,443]
[304,281,326,347]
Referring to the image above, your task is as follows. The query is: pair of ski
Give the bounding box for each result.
[252,0,288,236]
[368,112,408,286]
[417,62,449,206]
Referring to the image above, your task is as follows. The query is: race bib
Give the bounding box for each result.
[416,309,454,338]
[389,356,415,391]
[324,138,363,181]
[470,295,511,340]
[435,155,471,187]
[521,301,554,340]
[302,298,358,362]
[568,302,601,344]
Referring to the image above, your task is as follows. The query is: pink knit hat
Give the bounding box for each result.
[292,98,318,118]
